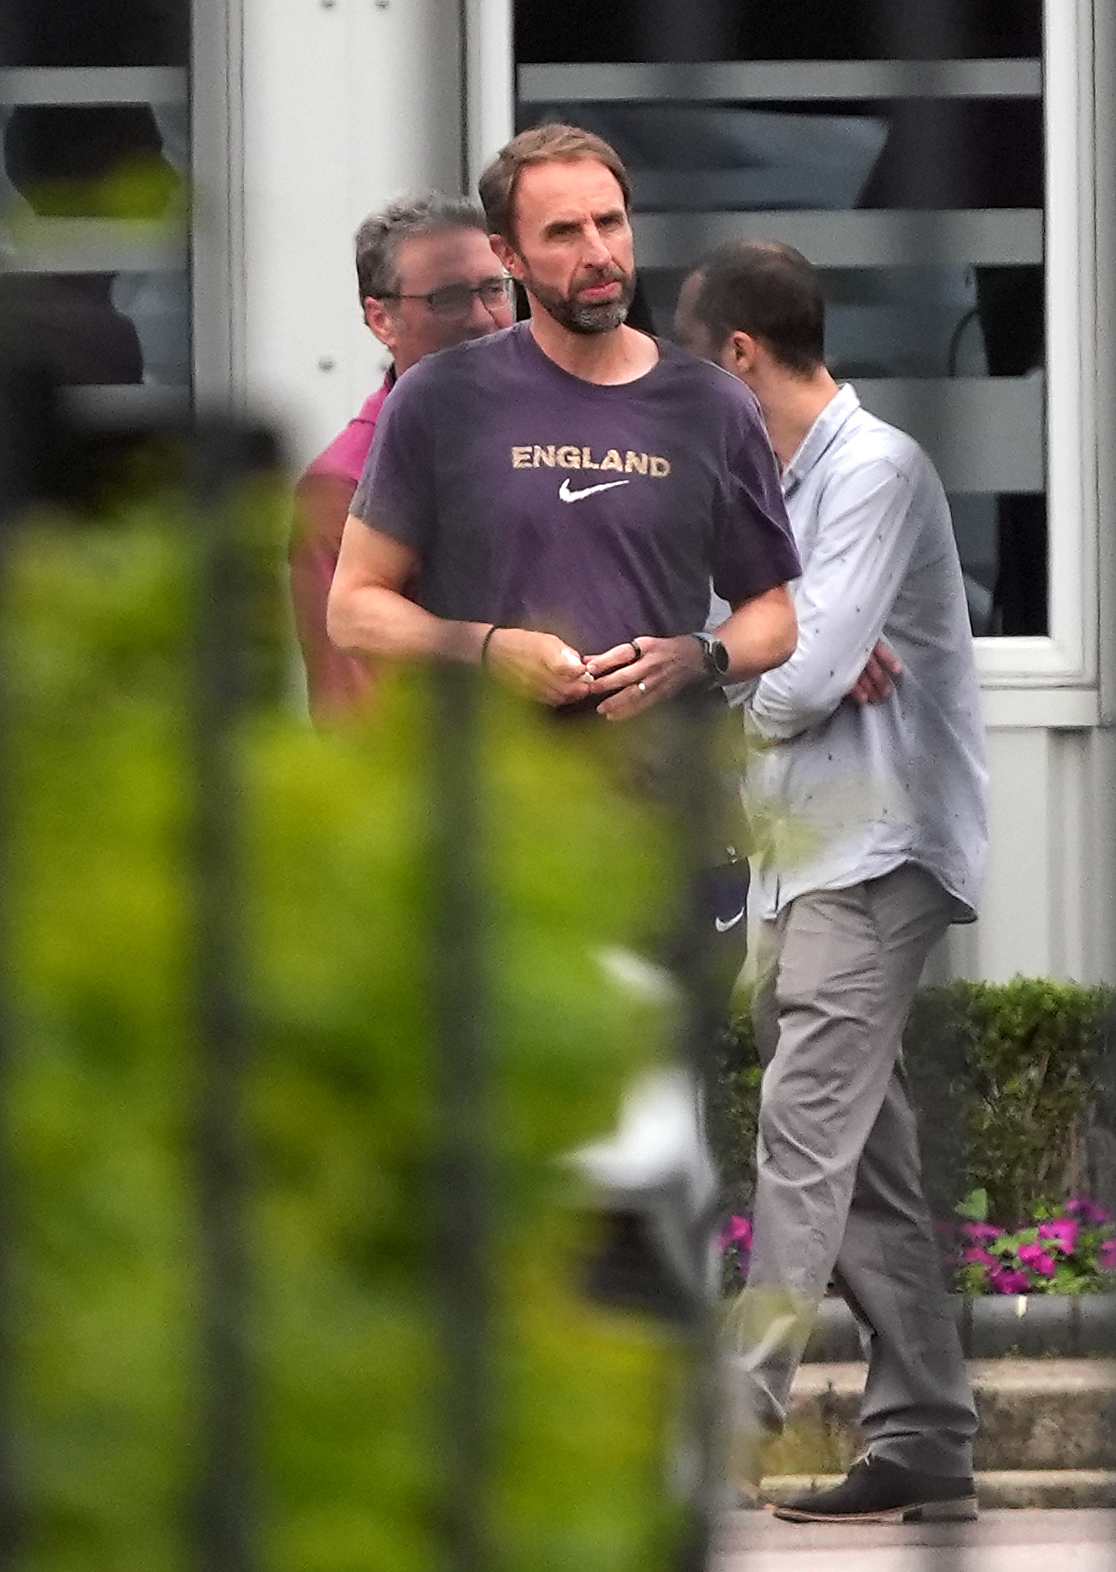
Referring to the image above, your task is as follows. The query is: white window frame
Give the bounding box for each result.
[464,0,514,191]
[975,0,1099,726]
[192,0,248,409]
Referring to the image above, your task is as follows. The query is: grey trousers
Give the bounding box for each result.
[733,862,978,1477]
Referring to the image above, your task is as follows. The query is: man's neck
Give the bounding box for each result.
[755,367,841,469]
[528,311,658,385]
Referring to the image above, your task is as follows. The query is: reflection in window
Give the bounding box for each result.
[0,0,190,391]
[515,0,1046,633]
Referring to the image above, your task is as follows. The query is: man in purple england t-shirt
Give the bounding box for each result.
[328,128,801,1481]
[328,123,800,718]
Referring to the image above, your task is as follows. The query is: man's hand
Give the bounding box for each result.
[485,627,596,706]
[582,635,705,721]
[848,640,902,706]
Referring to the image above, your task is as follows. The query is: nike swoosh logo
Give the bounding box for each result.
[714,907,746,934]
[558,478,631,503]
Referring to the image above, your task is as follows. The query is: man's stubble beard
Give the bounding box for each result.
[525,268,636,336]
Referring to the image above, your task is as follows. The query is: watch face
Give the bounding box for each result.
[695,633,729,679]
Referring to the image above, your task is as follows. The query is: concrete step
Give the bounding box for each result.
[763,1358,1116,1477]
[761,1470,1116,1511]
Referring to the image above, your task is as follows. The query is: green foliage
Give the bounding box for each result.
[712,977,1116,1231]
[706,1032,762,1224]
[2,498,690,1570]
[912,978,1115,1225]
[950,1193,1116,1296]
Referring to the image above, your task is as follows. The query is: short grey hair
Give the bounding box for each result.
[354,193,488,305]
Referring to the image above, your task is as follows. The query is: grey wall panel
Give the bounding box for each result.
[940,725,1116,984]
[0,66,186,103]
[853,377,1045,494]
[519,60,1043,104]
[633,209,1043,269]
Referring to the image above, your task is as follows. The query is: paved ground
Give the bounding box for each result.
[714,1509,1116,1571]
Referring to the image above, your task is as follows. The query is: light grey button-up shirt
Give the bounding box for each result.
[743,383,988,922]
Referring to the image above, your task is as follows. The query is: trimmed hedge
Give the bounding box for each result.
[710,978,1116,1229]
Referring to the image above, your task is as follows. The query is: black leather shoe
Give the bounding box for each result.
[772,1454,978,1524]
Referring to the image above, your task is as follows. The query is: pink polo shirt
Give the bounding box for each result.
[290,374,394,726]
[303,376,393,485]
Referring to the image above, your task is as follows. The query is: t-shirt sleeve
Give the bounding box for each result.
[711,393,801,606]
[349,372,437,556]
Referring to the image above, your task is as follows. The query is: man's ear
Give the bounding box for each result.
[363,296,398,354]
[727,329,759,375]
[489,233,523,282]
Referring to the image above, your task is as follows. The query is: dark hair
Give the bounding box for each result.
[690,240,825,375]
[478,123,631,245]
[354,193,488,304]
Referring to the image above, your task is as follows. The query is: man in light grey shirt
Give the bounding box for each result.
[677,241,988,1525]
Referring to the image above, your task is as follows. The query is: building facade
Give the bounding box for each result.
[3,0,1114,981]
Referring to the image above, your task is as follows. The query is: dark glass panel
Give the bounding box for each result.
[0,0,189,69]
[516,0,1041,67]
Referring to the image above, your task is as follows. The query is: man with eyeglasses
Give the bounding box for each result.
[290,193,514,726]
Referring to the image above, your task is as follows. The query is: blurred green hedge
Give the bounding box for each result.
[1,494,699,1572]
[710,977,1116,1228]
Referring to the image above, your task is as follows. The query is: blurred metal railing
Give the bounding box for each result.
[0,361,731,1572]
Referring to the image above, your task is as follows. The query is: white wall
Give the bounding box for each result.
[935,723,1116,984]
[240,0,466,472]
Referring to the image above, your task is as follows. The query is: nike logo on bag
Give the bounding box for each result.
[714,907,746,934]
[558,478,631,503]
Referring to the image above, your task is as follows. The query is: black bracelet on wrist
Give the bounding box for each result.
[480,624,500,666]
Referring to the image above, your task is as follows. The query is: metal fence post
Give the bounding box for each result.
[429,664,493,1572]
[0,359,57,1570]
[189,417,280,1572]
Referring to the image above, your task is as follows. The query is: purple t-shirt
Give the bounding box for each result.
[351,323,799,658]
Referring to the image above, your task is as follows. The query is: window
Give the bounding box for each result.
[515,0,1101,702]
[0,0,191,410]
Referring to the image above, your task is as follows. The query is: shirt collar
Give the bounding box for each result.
[782,383,861,493]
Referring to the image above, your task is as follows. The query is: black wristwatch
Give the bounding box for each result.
[690,631,731,684]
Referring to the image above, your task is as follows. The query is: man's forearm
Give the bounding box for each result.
[715,585,798,682]
[327,581,489,666]
[746,626,884,739]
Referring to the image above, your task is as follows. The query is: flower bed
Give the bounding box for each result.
[948,1192,1116,1295]
[719,1194,1116,1296]
[708,978,1116,1267]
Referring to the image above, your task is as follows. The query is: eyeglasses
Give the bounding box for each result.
[379,277,515,318]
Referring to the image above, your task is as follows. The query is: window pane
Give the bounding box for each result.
[516,0,1043,64]
[0,1,190,392]
[515,0,1047,634]
[0,0,188,69]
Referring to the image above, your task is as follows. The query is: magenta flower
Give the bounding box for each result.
[1099,1239,1116,1271]
[1038,1219,1079,1253]
[962,1246,997,1268]
[720,1215,753,1252]
[1017,1243,1057,1278]
[1067,1198,1112,1227]
[962,1222,1001,1243]
[989,1267,1031,1294]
